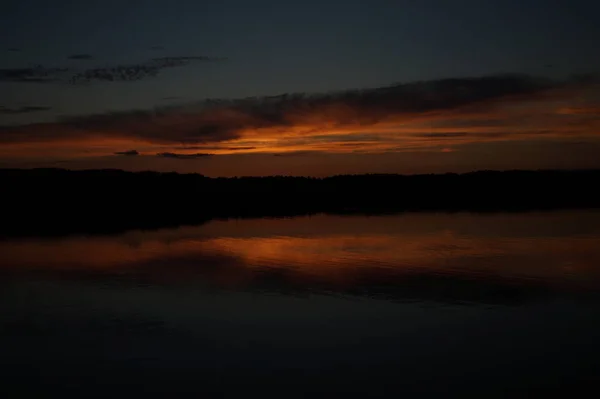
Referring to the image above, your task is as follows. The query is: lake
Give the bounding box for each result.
[2,210,600,397]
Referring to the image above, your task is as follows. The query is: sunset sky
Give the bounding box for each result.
[1,0,599,176]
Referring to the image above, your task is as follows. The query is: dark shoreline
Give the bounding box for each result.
[2,168,600,238]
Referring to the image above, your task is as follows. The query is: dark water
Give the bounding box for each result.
[2,211,600,397]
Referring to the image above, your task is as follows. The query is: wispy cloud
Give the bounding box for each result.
[0,55,224,84]
[114,149,139,156]
[0,105,52,115]
[1,73,598,159]
[68,64,161,83]
[67,54,94,60]
[156,152,213,159]
[151,56,226,67]
[0,66,70,83]
[416,132,471,138]
[273,150,319,157]
[68,55,225,84]
[180,146,257,151]
[556,106,600,115]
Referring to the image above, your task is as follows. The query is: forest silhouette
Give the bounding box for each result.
[2,168,599,238]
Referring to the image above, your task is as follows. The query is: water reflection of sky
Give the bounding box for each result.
[2,211,600,396]
[2,210,600,304]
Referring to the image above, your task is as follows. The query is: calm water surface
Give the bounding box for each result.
[2,211,600,397]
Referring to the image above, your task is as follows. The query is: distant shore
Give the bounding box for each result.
[2,168,600,238]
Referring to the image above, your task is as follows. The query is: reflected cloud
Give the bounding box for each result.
[2,212,600,305]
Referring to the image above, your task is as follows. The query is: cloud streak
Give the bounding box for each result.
[68,64,161,83]
[0,55,224,84]
[68,55,225,84]
[0,66,70,83]
[151,56,226,67]
[1,73,598,159]
[156,152,213,159]
[114,150,139,156]
[0,106,52,115]
[67,54,94,60]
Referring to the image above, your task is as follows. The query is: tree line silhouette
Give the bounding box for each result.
[2,168,599,237]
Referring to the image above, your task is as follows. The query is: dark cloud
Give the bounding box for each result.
[151,56,226,67]
[570,73,598,84]
[68,54,94,60]
[557,106,600,115]
[309,133,384,142]
[48,108,243,144]
[68,64,161,83]
[225,146,256,151]
[273,151,317,157]
[161,96,181,101]
[114,150,139,156]
[7,48,20,52]
[433,118,512,129]
[0,66,70,83]
[68,55,225,84]
[0,105,52,114]
[150,46,164,50]
[413,132,518,142]
[336,142,371,147]
[0,74,595,147]
[1,55,223,85]
[157,152,213,159]
[181,146,256,151]
[417,132,470,138]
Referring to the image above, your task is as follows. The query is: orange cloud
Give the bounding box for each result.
[0,74,598,161]
[556,106,600,115]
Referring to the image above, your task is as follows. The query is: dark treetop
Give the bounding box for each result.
[2,168,600,238]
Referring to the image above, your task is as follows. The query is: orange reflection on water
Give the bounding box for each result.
[2,212,600,291]
[202,234,600,284]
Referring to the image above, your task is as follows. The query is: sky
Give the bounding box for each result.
[1,0,599,176]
